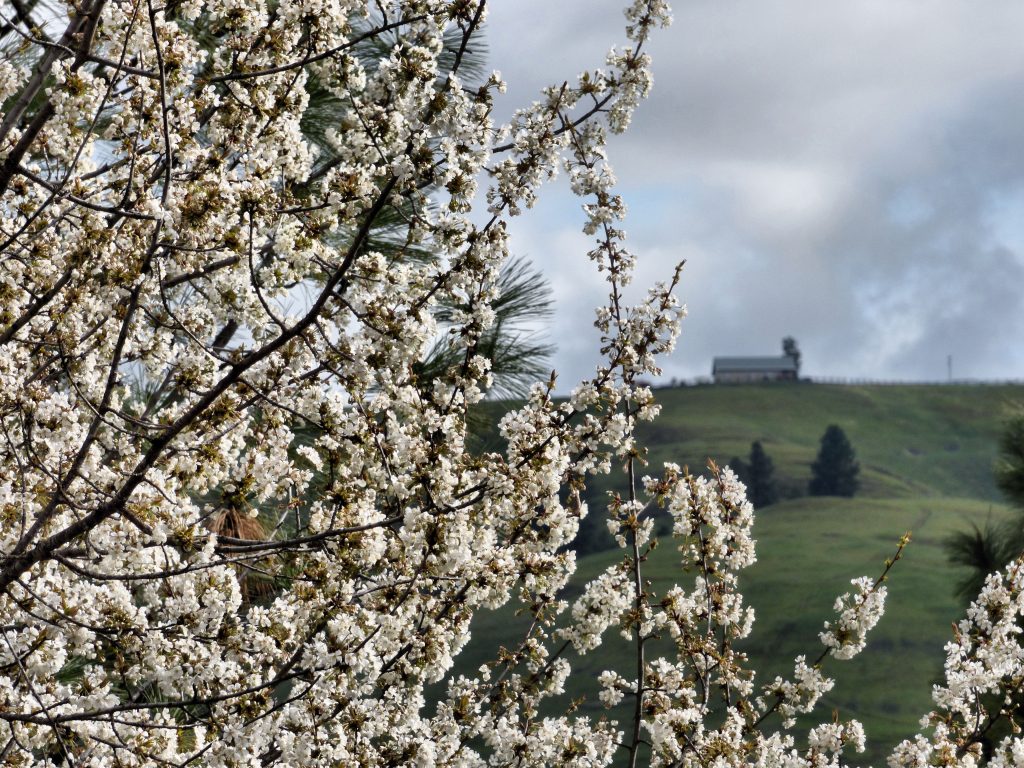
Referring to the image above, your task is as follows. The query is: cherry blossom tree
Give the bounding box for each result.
[1,1,1023,766]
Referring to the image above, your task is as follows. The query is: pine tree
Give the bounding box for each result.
[747,441,780,508]
[782,336,801,374]
[730,442,779,508]
[729,455,749,484]
[808,425,860,497]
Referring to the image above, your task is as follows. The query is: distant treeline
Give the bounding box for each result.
[657,377,1024,388]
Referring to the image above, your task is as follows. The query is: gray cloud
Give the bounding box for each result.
[484,1,1024,387]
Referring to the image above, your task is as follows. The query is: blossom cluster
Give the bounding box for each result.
[819,576,887,660]
[889,561,1024,768]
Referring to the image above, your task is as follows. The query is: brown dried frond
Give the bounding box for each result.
[209,507,267,541]
[208,508,275,602]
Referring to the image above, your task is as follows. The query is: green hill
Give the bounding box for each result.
[460,383,1024,765]
[637,382,1018,501]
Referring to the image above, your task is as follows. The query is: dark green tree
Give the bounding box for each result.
[994,412,1024,510]
[729,455,750,484]
[946,409,1024,600]
[808,425,859,497]
[782,336,801,374]
[732,442,779,509]
[747,441,780,508]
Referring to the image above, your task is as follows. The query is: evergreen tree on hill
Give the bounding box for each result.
[731,441,779,509]
[782,336,801,374]
[729,455,749,484]
[808,425,860,497]
[748,440,780,508]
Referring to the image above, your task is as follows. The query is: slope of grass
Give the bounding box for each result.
[637,383,1021,501]
[458,383,1024,764]
[737,496,998,764]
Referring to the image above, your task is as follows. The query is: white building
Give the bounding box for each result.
[712,355,799,384]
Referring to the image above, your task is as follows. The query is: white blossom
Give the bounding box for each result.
[2,1,1020,766]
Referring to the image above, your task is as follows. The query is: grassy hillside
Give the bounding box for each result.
[460,383,1024,765]
[637,382,1022,501]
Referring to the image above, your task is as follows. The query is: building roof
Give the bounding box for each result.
[712,355,798,374]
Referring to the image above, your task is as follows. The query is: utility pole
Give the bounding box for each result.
[947,354,952,383]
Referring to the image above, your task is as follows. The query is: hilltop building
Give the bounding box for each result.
[712,355,799,384]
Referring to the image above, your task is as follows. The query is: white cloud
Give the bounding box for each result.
[485,1,1024,387]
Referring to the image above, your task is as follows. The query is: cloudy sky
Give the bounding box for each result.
[483,1,1024,387]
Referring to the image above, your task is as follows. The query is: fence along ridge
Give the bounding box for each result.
[657,376,1024,388]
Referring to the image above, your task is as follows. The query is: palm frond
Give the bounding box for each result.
[945,517,1016,601]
